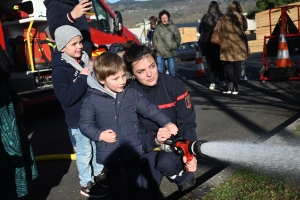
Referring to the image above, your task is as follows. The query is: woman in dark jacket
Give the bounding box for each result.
[199,1,224,90]
[124,42,198,199]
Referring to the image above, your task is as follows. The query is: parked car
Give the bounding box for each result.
[176,41,199,62]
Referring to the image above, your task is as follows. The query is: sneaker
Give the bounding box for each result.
[95,170,108,188]
[80,181,108,198]
[179,176,196,191]
[232,87,239,95]
[209,83,215,90]
[240,76,249,80]
[222,85,232,94]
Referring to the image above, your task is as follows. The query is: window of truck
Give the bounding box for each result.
[87,0,111,33]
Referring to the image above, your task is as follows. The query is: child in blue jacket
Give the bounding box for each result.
[51,25,107,198]
[79,52,178,200]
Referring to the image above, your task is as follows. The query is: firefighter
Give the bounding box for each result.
[123,42,198,199]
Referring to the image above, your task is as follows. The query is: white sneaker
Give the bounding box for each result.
[240,76,249,80]
[209,83,215,90]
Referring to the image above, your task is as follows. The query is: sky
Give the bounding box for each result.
[107,0,148,3]
[107,0,119,3]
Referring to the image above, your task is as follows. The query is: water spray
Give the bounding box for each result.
[166,138,300,177]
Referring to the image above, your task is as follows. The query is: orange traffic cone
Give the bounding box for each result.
[193,46,206,77]
[275,27,291,68]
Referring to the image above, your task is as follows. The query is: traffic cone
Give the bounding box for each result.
[193,46,206,77]
[275,27,291,68]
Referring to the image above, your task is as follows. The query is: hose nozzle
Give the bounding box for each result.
[188,140,208,158]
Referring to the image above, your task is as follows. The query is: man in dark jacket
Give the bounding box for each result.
[153,10,181,77]
[44,0,93,56]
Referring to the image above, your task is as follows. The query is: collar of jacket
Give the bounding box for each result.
[134,75,162,93]
[158,19,174,27]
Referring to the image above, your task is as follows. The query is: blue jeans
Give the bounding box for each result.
[156,56,176,77]
[68,126,76,148]
[70,128,104,186]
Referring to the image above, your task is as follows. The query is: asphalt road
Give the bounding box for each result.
[12,53,300,200]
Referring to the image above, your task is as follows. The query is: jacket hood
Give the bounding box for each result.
[44,0,77,7]
[51,51,89,71]
[51,51,73,70]
[87,72,116,99]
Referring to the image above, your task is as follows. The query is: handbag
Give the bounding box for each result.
[211,29,222,45]
[210,17,223,46]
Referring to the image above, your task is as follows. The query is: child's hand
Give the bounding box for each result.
[80,67,90,75]
[89,60,93,68]
[99,129,116,143]
[164,123,178,135]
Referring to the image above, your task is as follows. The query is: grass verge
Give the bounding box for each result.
[202,170,300,200]
[293,124,300,136]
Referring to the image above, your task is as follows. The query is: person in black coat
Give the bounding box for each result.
[44,0,93,57]
[124,42,198,199]
[0,47,38,199]
[198,1,224,90]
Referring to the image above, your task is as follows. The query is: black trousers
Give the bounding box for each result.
[207,58,224,84]
[104,158,143,200]
[140,151,194,200]
[223,61,241,88]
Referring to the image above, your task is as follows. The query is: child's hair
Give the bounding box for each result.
[93,52,126,81]
[149,16,158,28]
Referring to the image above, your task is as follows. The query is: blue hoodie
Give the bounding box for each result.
[51,51,88,127]
[44,0,93,56]
[79,73,172,164]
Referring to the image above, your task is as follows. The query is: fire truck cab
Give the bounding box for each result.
[0,0,138,105]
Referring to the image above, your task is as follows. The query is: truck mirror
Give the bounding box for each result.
[114,11,123,34]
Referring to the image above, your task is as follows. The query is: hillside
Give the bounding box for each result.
[108,0,256,28]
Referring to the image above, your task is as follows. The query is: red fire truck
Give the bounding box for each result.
[0,0,139,106]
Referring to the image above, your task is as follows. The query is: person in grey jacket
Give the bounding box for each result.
[153,9,181,77]
[79,52,178,200]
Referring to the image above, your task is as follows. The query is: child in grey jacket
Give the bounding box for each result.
[79,52,178,200]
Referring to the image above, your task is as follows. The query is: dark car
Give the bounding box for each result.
[176,41,199,62]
